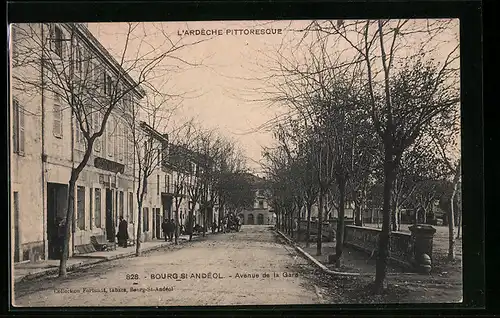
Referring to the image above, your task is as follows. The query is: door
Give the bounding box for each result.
[106,189,114,242]
[155,209,162,239]
[247,214,254,225]
[257,213,264,225]
[13,192,20,262]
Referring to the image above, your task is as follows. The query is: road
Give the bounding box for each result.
[14,225,322,307]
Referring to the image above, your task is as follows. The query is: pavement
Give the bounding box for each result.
[13,234,193,284]
[13,225,322,307]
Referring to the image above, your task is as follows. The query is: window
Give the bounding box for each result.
[53,93,63,138]
[93,112,101,152]
[76,186,85,230]
[11,25,18,63]
[115,190,119,226]
[89,188,93,230]
[113,122,119,160]
[119,191,124,219]
[122,125,127,164]
[94,188,101,228]
[157,175,160,195]
[12,99,25,155]
[102,72,107,94]
[143,207,149,232]
[75,118,85,149]
[164,174,168,192]
[259,200,264,209]
[128,192,134,222]
[50,25,64,58]
[118,123,124,162]
[107,117,114,157]
[75,46,82,76]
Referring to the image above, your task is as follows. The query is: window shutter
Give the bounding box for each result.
[53,94,62,138]
[11,25,17,63]
[12,100,19,153]
[94,112,101,152]
[19,105,25,153]
[107,117,113,157]
[114,122,119,159]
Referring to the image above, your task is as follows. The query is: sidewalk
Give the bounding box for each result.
[13,233,201,284]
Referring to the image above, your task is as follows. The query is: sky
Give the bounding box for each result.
[87,19,460,174]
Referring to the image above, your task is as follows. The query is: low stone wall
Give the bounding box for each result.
[344,225,414,270]
[297,219,355,242]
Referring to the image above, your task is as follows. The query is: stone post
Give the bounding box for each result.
[409,224,437,274]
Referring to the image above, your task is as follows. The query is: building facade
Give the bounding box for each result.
[10,23,144,262]
[238,174,275,226]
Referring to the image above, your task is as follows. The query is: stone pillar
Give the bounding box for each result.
[409,224,436,273]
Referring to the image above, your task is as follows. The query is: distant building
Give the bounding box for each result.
[238,174,275,225]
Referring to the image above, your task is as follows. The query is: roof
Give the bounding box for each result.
[139,121,168,143]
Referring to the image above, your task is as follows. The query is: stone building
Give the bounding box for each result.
[238,174,275,225]
[10,23,144,262]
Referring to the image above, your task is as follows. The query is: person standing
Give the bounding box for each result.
[162,219,169,242]
[168,219,175,241]
[117,216,129,248]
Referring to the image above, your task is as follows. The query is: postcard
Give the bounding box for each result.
[9,19,462,307]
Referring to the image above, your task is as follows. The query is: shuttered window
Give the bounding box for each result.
[95,189,102,228]
[53,93,63,138]
[94,112,101,152]
[12,99,25,155]
[107,117,114,157]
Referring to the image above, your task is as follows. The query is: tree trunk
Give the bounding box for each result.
[306,204,312,248]
[297,206,301,242]
[448,161,461,261]
[317,190,324,256]
[58,174,76,277]
[174,206,180,245]
[188,209,194,241]
[456,208,461,239]
[202,207,206,237]
[374,157,396,293]
[335,181,346,268]
[135,201,143,256]
[391,196,397,232]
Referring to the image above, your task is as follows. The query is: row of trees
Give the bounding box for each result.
[261,19,461,292]
[132,115,254,255]
[11,22,255,277]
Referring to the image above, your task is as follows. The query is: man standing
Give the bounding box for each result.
[117,216,129,248]
[168,219,175,242]
[162,219,169,242]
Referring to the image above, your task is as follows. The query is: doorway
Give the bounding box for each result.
[257,213,264,225]
[247,214,254,225]
[46,183,68,260]
[13,192,20,262]
[155,208,162,239]
[162,194,172,220]
[106,189,115,242]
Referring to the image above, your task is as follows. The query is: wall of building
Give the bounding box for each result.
[10,53,45,262]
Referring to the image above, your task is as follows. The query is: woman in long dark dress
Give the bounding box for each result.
[117,216,129,247]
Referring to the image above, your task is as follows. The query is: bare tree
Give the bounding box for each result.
[11,22,212,276]
[302,19,459,291]
[11,23,176,276]
[164,122,199,244]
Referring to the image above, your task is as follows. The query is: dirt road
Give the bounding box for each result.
[14,226,321,307]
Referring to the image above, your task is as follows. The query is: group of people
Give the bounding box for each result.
[220,213,241,233]
[114,214,242,248]
[162,219,176,241]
